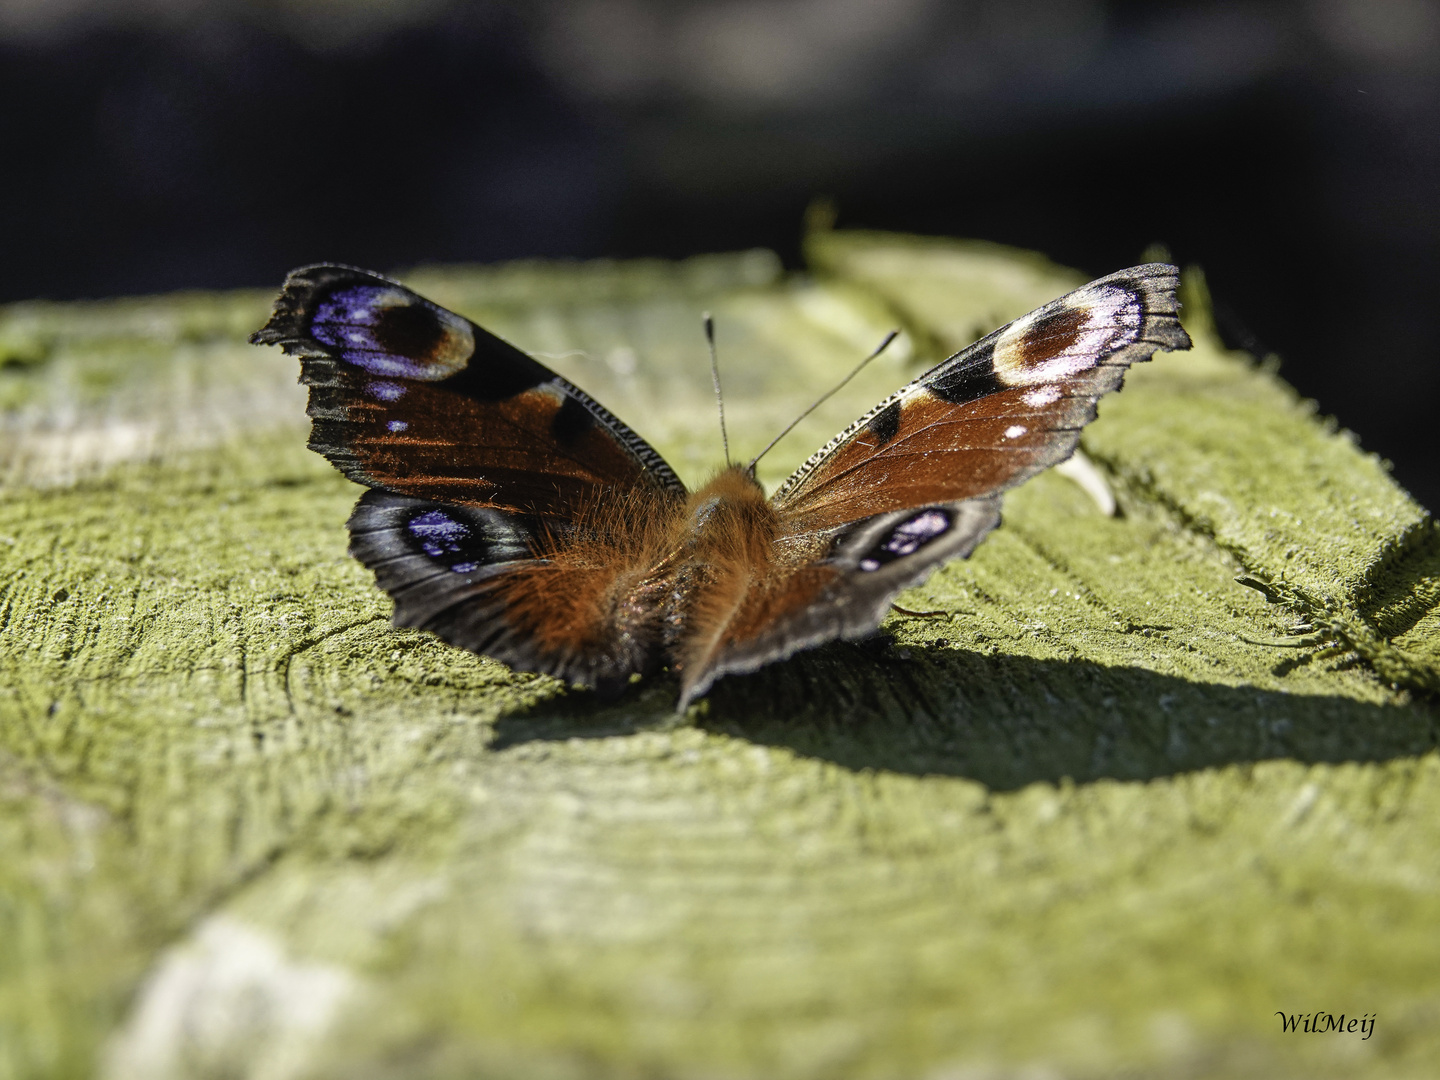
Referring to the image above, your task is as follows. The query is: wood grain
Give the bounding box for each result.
[1,237,1437,1080]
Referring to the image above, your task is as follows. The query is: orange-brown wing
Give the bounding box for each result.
[251,264,685,520]
[675,498,1002,707]
[677,265,1192,706]
[251,265,686,692]
[770,264,1191,536]
[346,489,670,694]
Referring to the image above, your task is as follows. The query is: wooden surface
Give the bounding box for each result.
[1,231,1437,1079]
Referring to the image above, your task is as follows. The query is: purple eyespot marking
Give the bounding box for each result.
[311,286,398,354]
[858,509,952,571]
[403,506,530,574]
[408,510,471,560]
[309,284,474,380]
[386,420,409,432]
[367,381,406,402]
[885,510,951,555]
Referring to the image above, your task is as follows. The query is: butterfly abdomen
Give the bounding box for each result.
[653,467,783,681]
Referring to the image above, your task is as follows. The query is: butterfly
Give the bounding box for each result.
[251,262,1190,709]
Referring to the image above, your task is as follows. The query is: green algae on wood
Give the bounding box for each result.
[1,236,1438,1080]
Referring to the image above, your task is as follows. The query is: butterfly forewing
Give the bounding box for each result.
[770,265,1191,535]
[250,264,684,520]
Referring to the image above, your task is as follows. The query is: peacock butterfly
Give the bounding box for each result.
[251,262,1191,708]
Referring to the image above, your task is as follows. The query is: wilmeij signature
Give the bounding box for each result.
[1276,1012,1375,1039]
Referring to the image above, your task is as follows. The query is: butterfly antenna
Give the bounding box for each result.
[746,329,899,474]
[704,312,732,467]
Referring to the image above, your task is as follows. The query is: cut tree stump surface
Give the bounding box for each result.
[1,232,1437,1080]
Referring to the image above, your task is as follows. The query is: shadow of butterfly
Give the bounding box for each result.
[251,263,1190,708]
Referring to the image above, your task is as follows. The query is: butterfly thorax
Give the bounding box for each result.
[679,467,776,565]
[632,466,776,668]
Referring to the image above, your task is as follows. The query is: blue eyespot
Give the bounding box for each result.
[858,509,952,572]
[402,506,531,575]
[408,510,471,559]
[310,285,474,380]
[883,510,950,556]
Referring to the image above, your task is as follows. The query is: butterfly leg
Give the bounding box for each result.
[889,603,950,619]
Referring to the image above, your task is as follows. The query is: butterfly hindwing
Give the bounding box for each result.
[771,264,1191,534]
[250,264,684,520]
[677,496,1002,706]
[347,489,669,692]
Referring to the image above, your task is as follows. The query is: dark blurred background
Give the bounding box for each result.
[1,0,1436,507]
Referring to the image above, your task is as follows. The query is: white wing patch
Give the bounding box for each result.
[991,285,1142,387]
[1022,385,1062,407]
